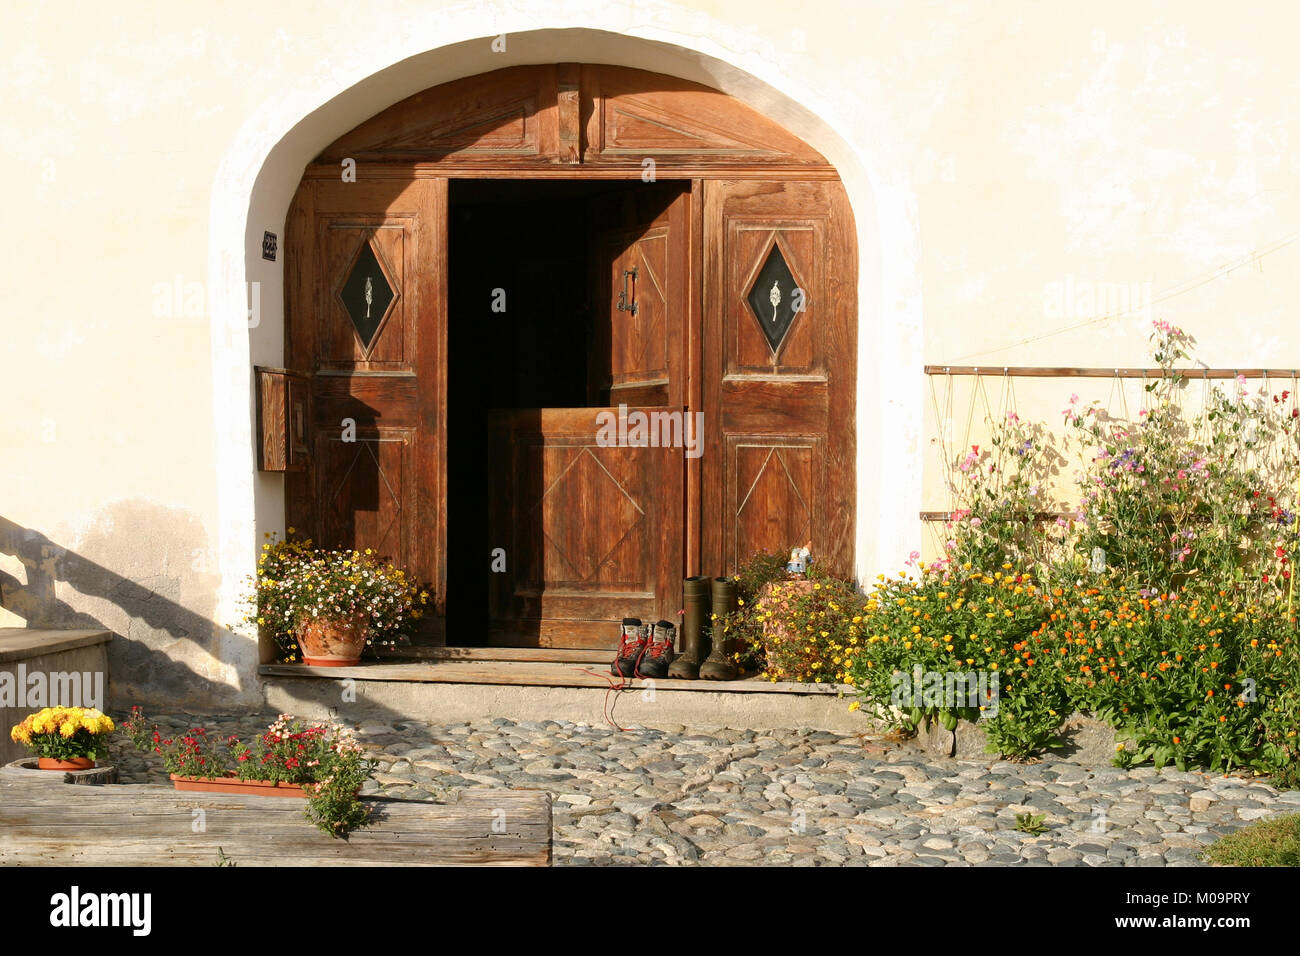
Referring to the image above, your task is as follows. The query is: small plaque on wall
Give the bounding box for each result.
[256,366,310,471]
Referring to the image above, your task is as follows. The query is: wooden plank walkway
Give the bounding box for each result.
[0,775,551,866]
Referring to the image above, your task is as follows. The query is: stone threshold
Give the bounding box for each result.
[259,657,852,696]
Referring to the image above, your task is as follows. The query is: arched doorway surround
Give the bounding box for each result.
[275,64,857,648]
[207,26,925,672]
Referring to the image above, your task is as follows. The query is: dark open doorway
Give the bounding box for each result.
[445,178,689,645]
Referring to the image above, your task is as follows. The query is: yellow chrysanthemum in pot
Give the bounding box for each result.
[9,707,116,770]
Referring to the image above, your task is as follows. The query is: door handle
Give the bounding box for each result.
[617,266,638,316]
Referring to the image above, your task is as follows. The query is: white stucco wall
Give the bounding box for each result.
[3,0,1298,705]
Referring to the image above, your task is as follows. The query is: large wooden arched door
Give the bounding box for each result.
[279,65,856,651]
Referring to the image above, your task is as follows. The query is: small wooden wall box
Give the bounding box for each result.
[256,367,310,472]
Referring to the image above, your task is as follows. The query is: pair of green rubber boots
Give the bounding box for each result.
[668,576,738,681]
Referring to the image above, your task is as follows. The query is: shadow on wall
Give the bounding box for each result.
[0,510,468,731]
[0,504,257,711]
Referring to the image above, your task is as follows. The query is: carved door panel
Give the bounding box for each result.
[487,408,683,648]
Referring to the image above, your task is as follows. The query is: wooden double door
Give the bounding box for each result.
[283,65,856,651]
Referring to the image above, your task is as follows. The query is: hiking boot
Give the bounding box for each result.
[638,620,677,679]
[668,576,710,679]
[699,576,739,680]
[610,618,646,677]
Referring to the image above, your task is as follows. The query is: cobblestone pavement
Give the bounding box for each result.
[108,713,1300,866]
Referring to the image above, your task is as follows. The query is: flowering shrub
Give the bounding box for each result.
[846,321,1294,780]
[846,563,1065,758]
[715,550,791,674]
[943,411,1068,579]
[302,736,375,837]
[1050,583,1300,774]
[845,562,1300,771]
[1070,322,1300,600]
[126,707,377,838]
[10,707,115,761]
[244,533,430,663]
[743,569,861,683]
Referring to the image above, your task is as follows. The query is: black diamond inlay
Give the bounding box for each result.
[745,242,802,354]
[338,240,396,350]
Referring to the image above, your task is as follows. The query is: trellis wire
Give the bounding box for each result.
[921,365,1300,522]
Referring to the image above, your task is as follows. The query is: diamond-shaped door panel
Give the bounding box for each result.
[745,241,804,355]
[337,239,398,352]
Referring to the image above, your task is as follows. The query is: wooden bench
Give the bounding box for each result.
[0,774,551,866]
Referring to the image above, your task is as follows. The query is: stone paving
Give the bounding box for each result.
[108,713,1300,866]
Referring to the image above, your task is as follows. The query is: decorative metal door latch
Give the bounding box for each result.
[617,266,638,316]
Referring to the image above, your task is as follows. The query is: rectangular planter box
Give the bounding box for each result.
[169,773,308,797]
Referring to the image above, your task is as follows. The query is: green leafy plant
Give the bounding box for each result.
[845,561,1063,758]
[942,408,1069,581]
[1068,322,1300,603]
[1014,812,1049,835]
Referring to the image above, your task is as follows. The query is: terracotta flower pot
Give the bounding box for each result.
[38,757,96,771]
[294,611,370,666]
[169,773,308,797]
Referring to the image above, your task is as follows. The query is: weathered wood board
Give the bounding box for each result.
[0,778,551,867]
